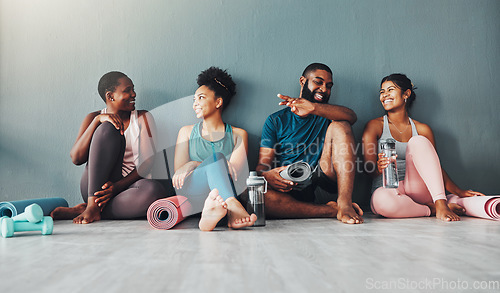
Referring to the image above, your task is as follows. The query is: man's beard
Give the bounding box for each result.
[301,80,330,104]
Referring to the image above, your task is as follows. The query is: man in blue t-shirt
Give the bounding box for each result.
[256,63,364,224]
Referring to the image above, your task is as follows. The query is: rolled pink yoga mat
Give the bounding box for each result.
[447,194,500,220]
[147,196,194,229]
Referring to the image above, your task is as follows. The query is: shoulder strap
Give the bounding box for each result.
[409,117,418,136]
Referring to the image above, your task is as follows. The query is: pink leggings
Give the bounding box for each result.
[371,136,447,218]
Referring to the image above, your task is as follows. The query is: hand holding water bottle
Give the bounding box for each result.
[377,152,397,173]
[378,138,399,188]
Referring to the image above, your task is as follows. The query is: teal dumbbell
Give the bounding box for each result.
[12,203,44,223]
[0,216,53,238]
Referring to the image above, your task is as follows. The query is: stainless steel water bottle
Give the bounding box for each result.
[380,138,399,188]
[246,171,267,226]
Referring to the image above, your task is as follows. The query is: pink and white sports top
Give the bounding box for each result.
[101,109,139,176]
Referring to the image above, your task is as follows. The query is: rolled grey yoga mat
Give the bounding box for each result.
[0,197,69,217]
[280,161,313,190]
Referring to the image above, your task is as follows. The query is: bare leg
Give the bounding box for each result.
[50,203,87,220]
[226,197,257,229]
[265,189,337,218]
[199,189,228,231]
[264,189,361,219]
[319,121,363,224]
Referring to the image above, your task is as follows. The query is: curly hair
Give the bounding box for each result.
[98,71,128,102]
[196,67,236,109]
[381,73,416,111]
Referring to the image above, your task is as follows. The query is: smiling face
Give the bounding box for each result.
[193,85,223,119]
[299,69,333,104]
[379,80,410,112]
[108,77,136,111]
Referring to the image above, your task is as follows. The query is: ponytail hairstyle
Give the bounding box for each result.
[381,73,417,111]
[196,67,236,110]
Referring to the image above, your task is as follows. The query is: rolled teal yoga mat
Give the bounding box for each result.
[0,198,69,217]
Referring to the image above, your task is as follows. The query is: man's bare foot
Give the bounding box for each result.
[326,201,338,213]
[51,203,87,220]
[226,197,257,229]
[199,189,228,231]
[327,201,364,223]
[73,202,101,224]
[435,199,460,222]
[336,201,364,224]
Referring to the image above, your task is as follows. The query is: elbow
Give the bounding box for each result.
[71,158,84,166]
[70,152,85,166]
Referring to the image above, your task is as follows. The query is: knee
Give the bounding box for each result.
[138,179,167,201]
[408,135,432,148]
[327,121,354,141]
[371,188,399,217]
[407,136,437,158]
[214,152,226,162]
[205,152,227,164]
[94,121,121,140]
[328,120,352,132]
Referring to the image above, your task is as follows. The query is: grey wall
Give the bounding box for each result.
[1,0,499,207]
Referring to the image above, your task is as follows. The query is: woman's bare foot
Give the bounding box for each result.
[73,200,101,224]
[435,199,460,222]
[226,197,257,229]
[50,203,87,220]
[448,203,466,216]
[199,189,228,231]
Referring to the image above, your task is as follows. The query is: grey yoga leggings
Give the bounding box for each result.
[80,122,166,219]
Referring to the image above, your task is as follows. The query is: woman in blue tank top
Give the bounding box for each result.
[362,73,484,221]
[172,67,257,231]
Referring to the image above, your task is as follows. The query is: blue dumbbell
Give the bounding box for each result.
[0,216,53,238]
[12,203,44,223]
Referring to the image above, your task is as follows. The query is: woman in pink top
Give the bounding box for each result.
[51,71,166,224]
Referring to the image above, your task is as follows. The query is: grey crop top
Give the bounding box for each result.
[371,115,418,192]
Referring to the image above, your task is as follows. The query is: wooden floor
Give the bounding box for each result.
[1,214,500,293]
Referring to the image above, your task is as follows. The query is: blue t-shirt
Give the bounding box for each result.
[260,107,331,168]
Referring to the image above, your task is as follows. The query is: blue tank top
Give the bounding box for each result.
[188,122,234,162]
[371,115,418,192]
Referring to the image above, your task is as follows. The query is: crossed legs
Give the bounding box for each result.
[370,136,463,221]
[177,152,256,231]
[51,122,166,223]
[265,121,363,224]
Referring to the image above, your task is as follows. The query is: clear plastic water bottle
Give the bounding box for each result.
[380,138,399,188]
[246,171,267,226]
